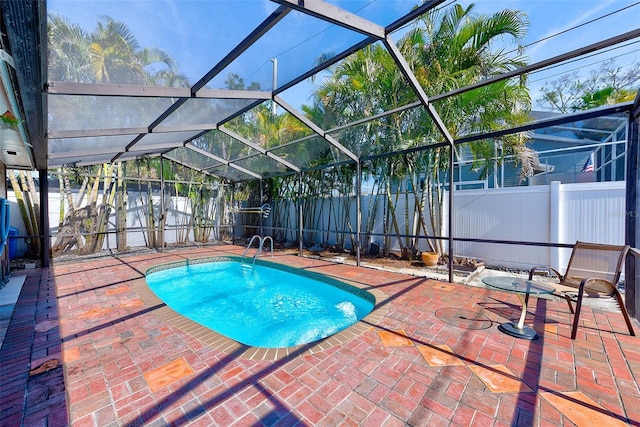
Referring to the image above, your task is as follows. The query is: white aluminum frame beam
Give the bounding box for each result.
[47,81,272,100]
[48,147,124,159]
[217,126,301,173]
[383,36,454,146]
[48,128,148,139]
[274,95,359,162]
[273,0,385,39]
[186,142,262,180]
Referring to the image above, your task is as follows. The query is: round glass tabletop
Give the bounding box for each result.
[481,276,556,295]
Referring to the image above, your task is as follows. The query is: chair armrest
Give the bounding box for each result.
[529,265,562,281]
[579,277,616,295]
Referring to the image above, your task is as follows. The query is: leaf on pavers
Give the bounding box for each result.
[29,359,61,376]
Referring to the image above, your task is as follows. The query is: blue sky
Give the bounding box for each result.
[48,0,639,108]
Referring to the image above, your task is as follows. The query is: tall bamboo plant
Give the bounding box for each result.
[8,171,41,257]
[190,184,217,243]
[115,163,128,252]
[51,163,124,256]
[172,180,191,244]
[269,175,298,243]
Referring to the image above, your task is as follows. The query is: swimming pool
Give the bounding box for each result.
[145,257,375,348]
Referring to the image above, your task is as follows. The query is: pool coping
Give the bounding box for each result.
[134,255,389,361]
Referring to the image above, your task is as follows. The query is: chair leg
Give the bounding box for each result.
[613,290,636,337]
[564,294,575,314]
[571,286,586,339]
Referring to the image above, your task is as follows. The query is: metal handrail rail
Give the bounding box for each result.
[242,235,274,266]
[261,236,274,259]
[242,235,262,258]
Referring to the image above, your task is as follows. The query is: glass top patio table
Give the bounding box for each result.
[482,276,556,340]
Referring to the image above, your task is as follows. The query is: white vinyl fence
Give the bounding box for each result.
[449,181,625,271]
[8,190,227,257]
[8,181,626,274]
[267,180,626,272]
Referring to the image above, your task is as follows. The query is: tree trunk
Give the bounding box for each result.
[116,164,128,251]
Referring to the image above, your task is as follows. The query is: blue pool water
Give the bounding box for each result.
[145,259,374,348]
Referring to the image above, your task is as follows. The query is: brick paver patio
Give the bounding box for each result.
[1,245,639,426]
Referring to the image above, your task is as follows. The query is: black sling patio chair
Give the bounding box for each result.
[529,241,635,339]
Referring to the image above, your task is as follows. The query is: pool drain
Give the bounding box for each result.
[435,308,493,330]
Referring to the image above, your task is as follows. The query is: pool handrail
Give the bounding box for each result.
[242,235,262,258]
[261,236,274,259]
[242,235,274,266]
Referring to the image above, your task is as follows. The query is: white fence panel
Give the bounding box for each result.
[451,185,551,269]
[9,181,628,273]
[43,192,221,253]
[555,181,625,270]
[269,181,626,272]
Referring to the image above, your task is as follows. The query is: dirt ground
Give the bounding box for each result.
[287,247,483,270]
[277,246,488,283]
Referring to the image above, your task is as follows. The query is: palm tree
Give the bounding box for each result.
[49,14,185,86]
[309,3,532,257]
[48,15,191,255]
[48,15,93,82]
[311,44,418,255]
[403,4,532,253]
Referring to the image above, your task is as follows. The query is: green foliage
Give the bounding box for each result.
[48,14,187,86]
[225,73,261,91]
[47,14,221,253]
[301,3,532,254]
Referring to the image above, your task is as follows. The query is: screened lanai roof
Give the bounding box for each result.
[44,0,445,181]
[1,0,639,180]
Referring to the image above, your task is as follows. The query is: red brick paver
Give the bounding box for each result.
[1,245,639,426]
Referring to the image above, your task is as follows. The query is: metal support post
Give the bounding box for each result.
[625,93,639,318]
[298,172,304,256]
[39,168,50,267]
[159,155,165,252]
[356,161,362,266]
[448,146,454,283]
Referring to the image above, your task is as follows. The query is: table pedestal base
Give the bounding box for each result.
[498,322,538,340]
